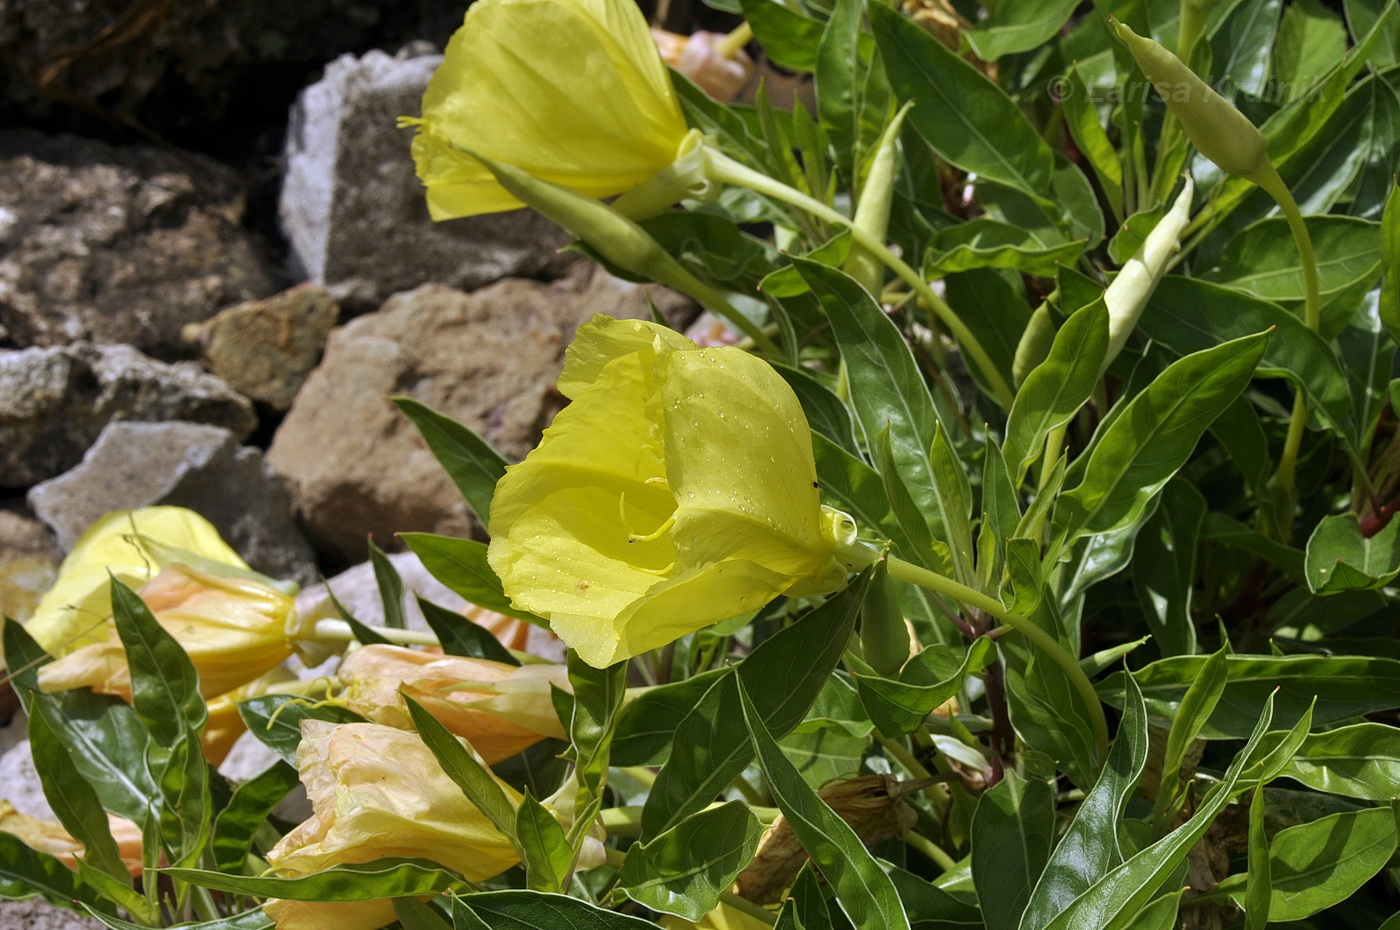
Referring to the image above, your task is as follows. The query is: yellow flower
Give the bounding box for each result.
[337,644,568,763]
[659,902,775,930]
[201,668,297,764]
[23,506,251,657]
[36,562,300,701]
[409,0,691,219]
[0,800,145,876]
[266,721,521,881]
[488,316,871,668]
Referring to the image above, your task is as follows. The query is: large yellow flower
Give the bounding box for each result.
[488,316,869,668]
[409,0,691,219]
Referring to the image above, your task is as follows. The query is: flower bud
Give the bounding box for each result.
[337,644,568,763]
[1113,20,1270,182]
[1103,176,1195,371]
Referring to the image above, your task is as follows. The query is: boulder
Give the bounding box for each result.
[266,265,695,562]
[279,48,573,314]
[0,504,61,625]
[182,284,340,411]
[0,342,257,488]
[27,422,318,586]
[0,130,282,357]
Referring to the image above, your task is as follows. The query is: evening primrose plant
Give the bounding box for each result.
[6,1,1400,929]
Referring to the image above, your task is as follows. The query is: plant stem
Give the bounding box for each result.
[309,619,440,647]
[884,556,1110,765]
[703,148,1016,409]
[905,829,957,872]
[1256,163,1322,542]
[720,892,777,925]
[875,734,951,809]
[716,22,753,58]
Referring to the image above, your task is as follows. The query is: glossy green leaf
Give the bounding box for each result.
[1346,0,1400,64]
[211,760,301,873]
[1380,180,1400,342]
[1004,299,1110,485]
[611,669,727,767]
[619,802,762,920]
[416,595,519,665]
[1278,723,1400,800]
[1020,674,1149,930]
[851,635,996,737]
[516,792,572,893]
[872,2,1054,198]
[1058,66,1123,221]
[1304,512,1400,592]
[1100,654,1400,738]
[738,677,912,930]
[84,905,273,930]
[1210,0,1282,98]
[737,0,822,70]
[454,890,662,930]
[367,538,406,630]
[1039,693,1277,930]
[925,219,1085,277]
[1244,785,1271,930]
[109,576,205,744]
[775,865,838,930]
[971,770,1055,930]
[1275,0,1348,102]
[395,898,455,930]
[642,574,870,835]
[1131,478,1205,658]
[162,858,459,900]
[565,652,626,832]
[1054,332,1268,543]
[964,0,1080,60]
[400,533,544,624]
[391,397,507,528]
[946,269,1033,400]
[1151,647,1229,829]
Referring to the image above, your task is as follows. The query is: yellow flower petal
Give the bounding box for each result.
[411,0,690,218]
[489,317,863,668]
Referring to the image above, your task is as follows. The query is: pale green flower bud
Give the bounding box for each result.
[1103,177,1195,371]
[1113,20,1270,182]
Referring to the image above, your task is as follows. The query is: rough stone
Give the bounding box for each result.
[280,48,573,314]
[27,422,318,586]
[0,342,257,488]
[0,130,281,357]
[266,265,696,562]
[183,284,340,411]
[0,897,104,930]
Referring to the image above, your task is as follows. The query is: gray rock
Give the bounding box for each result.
[0,894,106,930]
[27,422,317,586]
[280,49,573,314]
[266,265,696,562]
[182,284,340,411]
[0,504,60,624]
[0,130,281,357]
[0,342,257,488]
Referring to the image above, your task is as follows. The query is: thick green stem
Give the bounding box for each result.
[1256,163,1322,541]
[703,148,1016,409]
[884,556,1110,764]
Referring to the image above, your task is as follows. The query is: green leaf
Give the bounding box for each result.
[108,576,205,744]
[611,669,728,767]
[776,865,838,930]
[1004,299,1110,485]
[1379,181,1400,341]
[1053,332,1268,543]
[236,695,367,764]
[211,760,301,873]
[964,0,1080,60]
[1058,66,1124,221]
[737,677,912,930]
[971,770,1055,930]
[1151,647,1229,829]
[565,652,625,842]
[772,361,861,457]
[0,830,108,913]
[946,269,1034,399]
[1040,693,1278,930]
[1131,478,1205,658]
[1275,0,1348,101]
[1141,276,1357,442]
[1225,805,1399,921]
[1020,674,1149,930]
[925,219,1085,277]
[1346,0,1400,65]
[643,573,870,835]
[400,533,544,624]
[737,0,823,71]
[162,858,459,900]
[851,636,997,737]
[516,792,572,893]
[84,905,273,930]
[1278,722,1400,800]
[417,595,519,665]
[395,898,455,930]
[1244,786,1271,930]
[404,695,519,848]
[872,2,1054,198]
[1100,654,1400,738]
[391,398,509,528]
[619,802,763,920]
[815,0,862,168]
[454,890,662,930]
[1304,512,1400,592]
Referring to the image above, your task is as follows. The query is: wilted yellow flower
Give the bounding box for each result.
[36,562,300,700]
[408,0,691,219]
[488,316,874,668]
[266,721,521,881]
[0,800,144,875]
[262,898,399,930]
[659,902,775,930]
[337,644,568,763]
[23,507,251,657]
